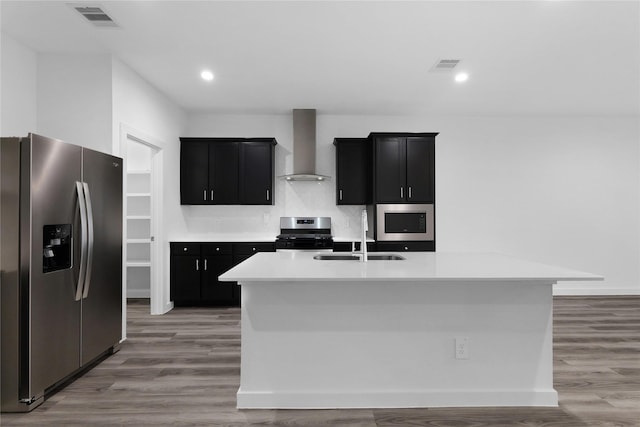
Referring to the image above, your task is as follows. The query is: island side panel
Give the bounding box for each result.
[237,280,557,409]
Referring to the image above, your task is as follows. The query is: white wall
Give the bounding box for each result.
[37,54,112,153]
[0,33,37,136]
[431,116,639,295]
[181,113,639,295]
[2,40,637,297]
[112,58,186,315]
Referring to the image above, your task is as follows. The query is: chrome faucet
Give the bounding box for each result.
[352,209,368,262]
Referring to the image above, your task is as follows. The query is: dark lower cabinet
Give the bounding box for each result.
[332,241,376,252]
[334,241,432,252]
[375,241,435,252]
[170,241,274,306]
[172,254,201,301]
[232,242,276,265]
[170,242,235,306]
[200,244,235,303]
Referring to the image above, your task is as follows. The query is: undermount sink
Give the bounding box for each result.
[313,254,406,261]
[367,254,406,261]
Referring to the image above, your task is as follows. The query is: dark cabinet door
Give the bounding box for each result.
[201,243,235,304]
[375,241,434,252]
[180,137,276,205]
[239,142,273,205]
[335,138,371,205]
[201,255,235,302]
[171,255,201,302]
[405,137,434,203]
[333,241,376,252]
[375,136,406,203]
[180,141,209,204]
[209,142,239,204]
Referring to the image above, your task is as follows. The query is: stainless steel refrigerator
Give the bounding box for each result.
[1,133,122,412]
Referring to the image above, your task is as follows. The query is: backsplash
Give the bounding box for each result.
[177,178,367,240]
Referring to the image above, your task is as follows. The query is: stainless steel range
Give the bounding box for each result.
[275,217,333,250]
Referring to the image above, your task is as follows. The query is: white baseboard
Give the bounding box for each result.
[160,301,174,314]
[126,289,150,298]
[553,282,640,296]
[237,389,558,409]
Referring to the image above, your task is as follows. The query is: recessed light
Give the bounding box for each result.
[200,70,214,81]
[455,72,469,83]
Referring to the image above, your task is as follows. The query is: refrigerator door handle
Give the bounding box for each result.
[82,182,94,299]
[75,182,88,301]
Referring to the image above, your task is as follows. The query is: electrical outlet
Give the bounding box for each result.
[455,337,469,360]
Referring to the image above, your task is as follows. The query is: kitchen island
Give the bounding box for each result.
[219,251,602,409]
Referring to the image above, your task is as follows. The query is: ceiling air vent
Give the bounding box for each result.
[430,59,461,72]
[71,4,118,27]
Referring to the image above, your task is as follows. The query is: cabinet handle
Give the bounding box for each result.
[203,190,207,201]
[339,189,343,201]
[216,247,220,252]
[252,247,256,251]
[211,190,214,201]
[196,259,199,270]
[266,189,270,201]
[404,246,409,251]
[204,259,207,271]
[400,187,404,198]
[408,186,412,199]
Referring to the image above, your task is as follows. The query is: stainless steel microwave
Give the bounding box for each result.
[376,203,434,241]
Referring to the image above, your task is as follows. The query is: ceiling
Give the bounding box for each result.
[1,1,639,116]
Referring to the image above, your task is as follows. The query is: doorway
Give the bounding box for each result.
[120,125,166,327]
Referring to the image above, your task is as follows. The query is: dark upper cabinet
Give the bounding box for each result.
[371,133,436,203]
[180,137,276,205]
[334,138,372,205]
[374,136,406,203]
[405,137,434,203]
[180,141,209,204]
[209,142,239,204]
[239,141,274,205]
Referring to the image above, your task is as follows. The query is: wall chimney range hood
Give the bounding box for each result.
[280,109,330,182]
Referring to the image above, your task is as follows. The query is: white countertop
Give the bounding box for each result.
[219,251,603,283]
[169,235,277,243]
[332,237,375,242]
[169,236,369,243]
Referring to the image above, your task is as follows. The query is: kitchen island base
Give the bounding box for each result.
[237,279,557,409]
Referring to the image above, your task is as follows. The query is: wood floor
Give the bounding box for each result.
[2,296,638,426]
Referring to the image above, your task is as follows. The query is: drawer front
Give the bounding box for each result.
[333,242,352,252]
[170,242,201,256]
[202,243,233,255]
[233,242,275,255]
[375,241,434,252]
[333,242,376,252]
